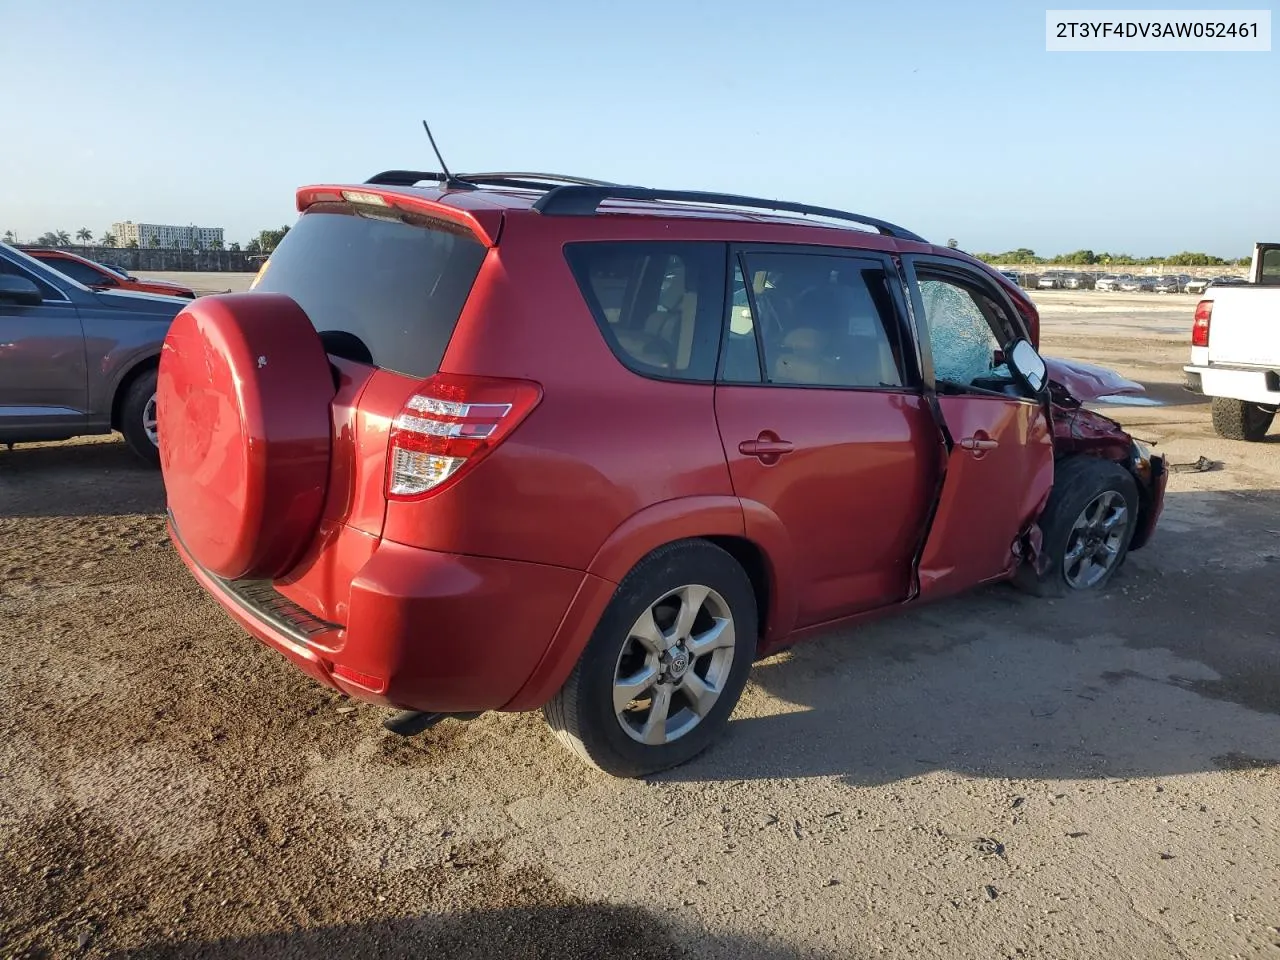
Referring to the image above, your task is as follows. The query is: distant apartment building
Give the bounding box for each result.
[111,221,224,249]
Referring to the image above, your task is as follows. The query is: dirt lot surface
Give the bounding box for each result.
[2,287,1278,959]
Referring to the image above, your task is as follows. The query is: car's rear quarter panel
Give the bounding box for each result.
[379,214,753,571]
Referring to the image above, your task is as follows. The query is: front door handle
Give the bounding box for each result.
[739,432,794,464]
[958,432,999,458]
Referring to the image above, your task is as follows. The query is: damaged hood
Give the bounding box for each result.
[1043,357,1144,402]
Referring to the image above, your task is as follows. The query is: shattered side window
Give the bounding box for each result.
[917,279,1002,387]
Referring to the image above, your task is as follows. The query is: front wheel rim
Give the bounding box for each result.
[613,584,736,746]
[142,394,159,447]
[1063,490,1129,588]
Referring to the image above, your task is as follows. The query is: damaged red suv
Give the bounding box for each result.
[158,172,1167,777]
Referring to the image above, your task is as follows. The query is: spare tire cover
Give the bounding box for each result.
[158,293,334,580]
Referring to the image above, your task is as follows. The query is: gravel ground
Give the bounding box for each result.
[2,288,1278,959]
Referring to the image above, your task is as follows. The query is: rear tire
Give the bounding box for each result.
[119,369,160,467]
[543,539,757,778]
[1014,456,1139,598]
[1211,397,1274,442]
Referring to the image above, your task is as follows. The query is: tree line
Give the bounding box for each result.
[970,247,1250,267]
[2,226,291,255]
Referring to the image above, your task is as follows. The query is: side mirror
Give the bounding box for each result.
[0,274,43,306]
[1008,339,1048,394]
[96,274,120,287]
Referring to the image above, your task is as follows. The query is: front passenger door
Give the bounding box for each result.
[905,259,1055,598]
[0,255,88,424]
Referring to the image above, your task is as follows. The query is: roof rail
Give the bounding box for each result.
[364,170,619,191]
[461,172,620,188]
[531,185,925,242]
[365,170,447,186]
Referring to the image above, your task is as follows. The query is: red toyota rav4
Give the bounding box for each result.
[158,172,1167,777]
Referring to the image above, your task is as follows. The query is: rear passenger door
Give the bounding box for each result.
[714,247,941,627]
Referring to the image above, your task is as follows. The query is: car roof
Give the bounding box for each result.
[322,172,943,248]
[298,173,1039,316]
[20,246,95,263]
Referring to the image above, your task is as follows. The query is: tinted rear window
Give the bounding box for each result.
[564,241,726,381]
[252,203,486,378]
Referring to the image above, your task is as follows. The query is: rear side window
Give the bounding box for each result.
[730,251,905,389]
[565,242,726,381]
[37,256,104,287]
[252,204,487,379]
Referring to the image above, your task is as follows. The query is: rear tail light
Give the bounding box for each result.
[1192,300,1212,347]
[387,373,542,499]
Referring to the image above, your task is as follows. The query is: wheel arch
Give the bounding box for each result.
[503,496,798,711]
[109,353,159,431]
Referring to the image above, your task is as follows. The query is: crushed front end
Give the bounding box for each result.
[1046,375,1168,553]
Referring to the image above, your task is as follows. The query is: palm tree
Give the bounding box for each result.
[148,235,161,249]
[2,229,14,244]
[99,232,117,247]
[76,228,93,246]
[54,230,71,247]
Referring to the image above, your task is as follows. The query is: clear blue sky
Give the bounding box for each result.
[1,0,1275,256]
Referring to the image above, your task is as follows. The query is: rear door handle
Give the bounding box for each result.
[739,433,794,464]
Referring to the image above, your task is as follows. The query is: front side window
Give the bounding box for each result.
[731,251,904,389]
[0,254,67,301]
[915,275,1009,389]
[565,241,726,381]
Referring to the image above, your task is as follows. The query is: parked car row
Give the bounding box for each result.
[1003,269,1246,294]
[16,246,197,298]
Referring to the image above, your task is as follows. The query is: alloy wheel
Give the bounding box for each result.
[613,584,736,745]
[1063,490,1129,588]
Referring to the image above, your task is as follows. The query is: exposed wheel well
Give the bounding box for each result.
[702,535,771,651]
[110,357,159,431]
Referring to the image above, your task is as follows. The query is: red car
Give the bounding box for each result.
[20,247,196,298]
[157,172,1168,777]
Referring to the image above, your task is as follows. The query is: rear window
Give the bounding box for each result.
[1261,247,1280,284]
[252,203,486,379]
[564,241,726,381]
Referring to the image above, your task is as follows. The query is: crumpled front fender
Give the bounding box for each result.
[1044,356,1144,402]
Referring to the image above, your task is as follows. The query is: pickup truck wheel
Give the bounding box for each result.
[543,540,756,778]
[1015,456,1138,598]
[1211,397,1274,442]
[119,369,160,467]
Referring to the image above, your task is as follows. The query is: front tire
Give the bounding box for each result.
[119,369,160,467]
[1211,397,1274,442]
[1015,456,1139,598]
[543,539,757,777]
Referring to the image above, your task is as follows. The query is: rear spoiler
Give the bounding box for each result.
[295,185,502,247]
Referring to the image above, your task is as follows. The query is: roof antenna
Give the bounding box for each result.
[423,121,473,190]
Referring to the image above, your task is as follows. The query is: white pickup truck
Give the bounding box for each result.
[1184,242,1280,440]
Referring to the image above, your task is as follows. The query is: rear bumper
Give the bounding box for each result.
[1184,364,1280,405]
[170,520,590,713]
